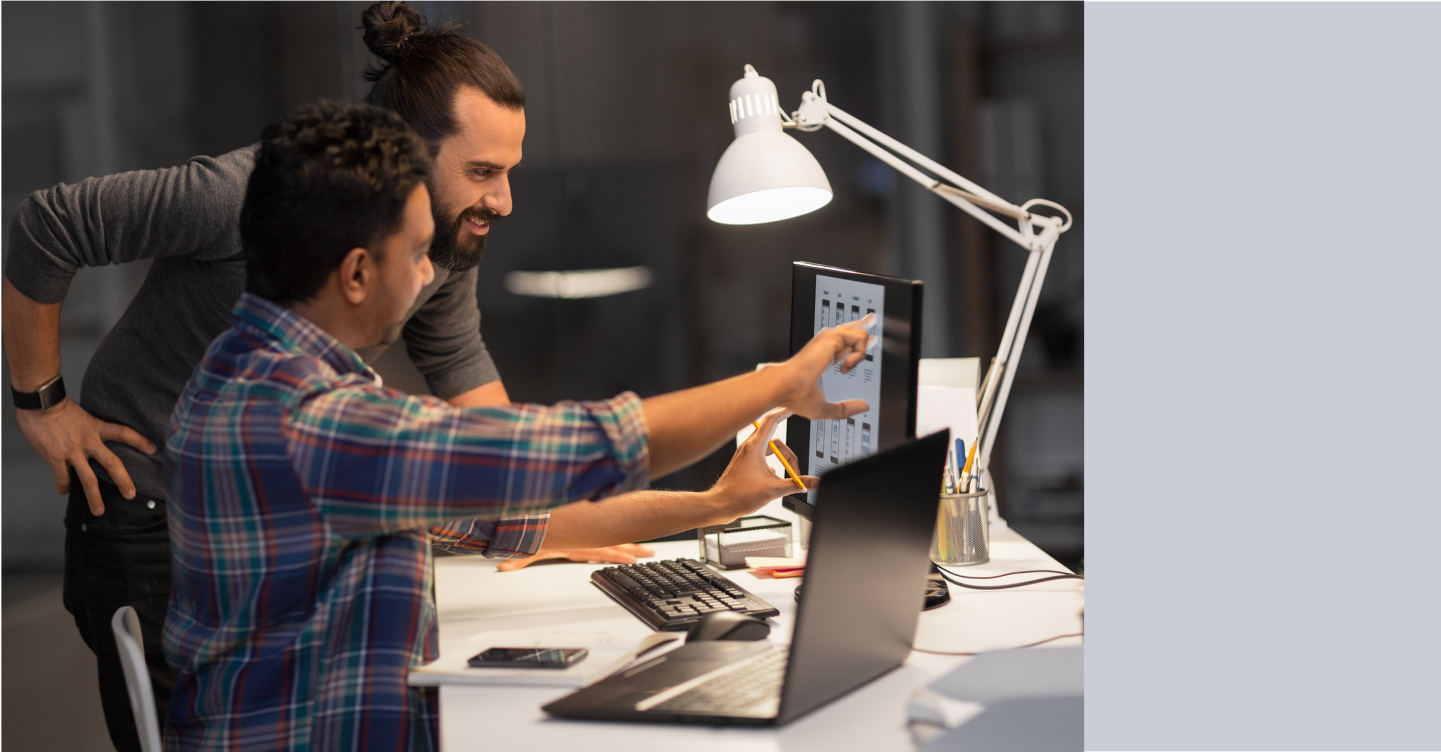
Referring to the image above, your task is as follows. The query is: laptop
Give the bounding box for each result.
[542,430,949,726]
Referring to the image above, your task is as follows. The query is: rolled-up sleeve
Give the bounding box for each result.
[429,513,550,558]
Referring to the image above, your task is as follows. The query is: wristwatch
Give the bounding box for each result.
[11,375,67,411]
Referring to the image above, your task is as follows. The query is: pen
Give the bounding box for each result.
[754,420,808,491]
[960,441,978,493]
[953,439,965,483]
[961,441,978,475]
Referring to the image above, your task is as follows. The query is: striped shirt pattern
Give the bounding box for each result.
[163,293,648,751]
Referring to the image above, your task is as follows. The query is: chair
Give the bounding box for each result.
[111,606,164,752]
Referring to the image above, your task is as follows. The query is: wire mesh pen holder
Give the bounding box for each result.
[932,486,989,566]
[697,515,793,570]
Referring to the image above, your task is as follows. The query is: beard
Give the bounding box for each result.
[429,198,501,273]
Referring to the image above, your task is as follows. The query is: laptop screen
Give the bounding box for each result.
[777,430,949,723]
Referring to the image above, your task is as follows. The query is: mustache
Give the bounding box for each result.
[459,207,503,228]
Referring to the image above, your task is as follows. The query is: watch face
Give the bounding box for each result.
[37,376,66,409]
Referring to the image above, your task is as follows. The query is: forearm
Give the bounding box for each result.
[641,366,795,478]
[3,277,63,391]
[540,490,732,550]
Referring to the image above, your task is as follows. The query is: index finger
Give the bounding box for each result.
[755,408,792,441]
[746,408,791,450]
[97,421,159,455]
[834,312,874,331]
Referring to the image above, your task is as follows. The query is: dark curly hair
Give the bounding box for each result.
[361,1,525,154]
[240,100,433,304]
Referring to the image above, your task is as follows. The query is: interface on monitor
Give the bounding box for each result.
[809,274,883,472]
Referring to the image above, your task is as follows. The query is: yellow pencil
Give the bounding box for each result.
[960,441,979,493]
[753,420,808,491]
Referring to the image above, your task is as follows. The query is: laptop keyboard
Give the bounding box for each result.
[642,645,789,716]
[591,558,780,631]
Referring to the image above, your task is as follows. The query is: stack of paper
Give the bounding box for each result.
[746,553,806,578]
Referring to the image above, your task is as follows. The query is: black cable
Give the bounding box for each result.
[933,568,1082,590]
[938,567,1079,580]
[912,631,1083,656]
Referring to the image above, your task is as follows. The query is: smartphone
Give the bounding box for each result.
[467,647,589,669]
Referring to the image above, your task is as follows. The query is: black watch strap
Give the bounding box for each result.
[12,375,66,411]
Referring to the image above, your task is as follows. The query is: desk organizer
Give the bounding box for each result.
[932,487,989,566]
[697,515,793,570]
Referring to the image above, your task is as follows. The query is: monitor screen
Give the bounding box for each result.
[784,262,922,520]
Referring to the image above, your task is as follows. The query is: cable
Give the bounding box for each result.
[933,566,1083,590]
[912,631,1082,657]
[936,571,1081,590]
[939,568,1078,580]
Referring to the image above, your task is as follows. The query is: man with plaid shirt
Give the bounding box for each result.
[163,101,873,750]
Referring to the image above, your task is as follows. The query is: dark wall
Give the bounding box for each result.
[3,1,1084,564]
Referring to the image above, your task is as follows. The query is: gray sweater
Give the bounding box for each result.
[4,145,501,499]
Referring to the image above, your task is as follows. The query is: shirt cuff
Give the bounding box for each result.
[484,512,550,558]
[3,234,78,305]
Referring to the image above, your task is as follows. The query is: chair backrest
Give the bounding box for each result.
[111,606,164,752]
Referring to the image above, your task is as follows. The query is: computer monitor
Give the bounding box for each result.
[783,262,923,521]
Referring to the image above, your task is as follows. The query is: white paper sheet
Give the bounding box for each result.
[916,385,979,483]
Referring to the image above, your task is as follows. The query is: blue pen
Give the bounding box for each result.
[953,439,965,485]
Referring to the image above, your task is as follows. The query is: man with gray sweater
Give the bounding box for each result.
[2,4,664,750]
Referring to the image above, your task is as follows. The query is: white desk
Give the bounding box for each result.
[433,522,1082,751]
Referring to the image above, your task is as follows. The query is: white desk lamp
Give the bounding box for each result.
[708,65,1072,479]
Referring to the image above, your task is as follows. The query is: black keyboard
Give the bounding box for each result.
[591,558,779,631]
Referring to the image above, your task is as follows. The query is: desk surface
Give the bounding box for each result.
[433,519,1082,751]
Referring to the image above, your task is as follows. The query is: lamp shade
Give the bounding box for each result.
[706,66,832,225]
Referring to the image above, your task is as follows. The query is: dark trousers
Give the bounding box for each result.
[63,474,174,752]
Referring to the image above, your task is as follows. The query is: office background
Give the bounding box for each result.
[2,3,1082,748]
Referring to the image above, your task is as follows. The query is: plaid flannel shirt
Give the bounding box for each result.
[163,293,649,751]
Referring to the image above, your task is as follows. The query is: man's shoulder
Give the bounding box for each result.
[172,144,261,196]
[197,143,260,171]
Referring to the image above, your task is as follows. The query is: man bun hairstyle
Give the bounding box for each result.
[240,100,433,305]
[361,1,525,153]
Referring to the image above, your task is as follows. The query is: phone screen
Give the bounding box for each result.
[467,647,589,669]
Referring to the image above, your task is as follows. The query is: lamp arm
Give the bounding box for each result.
[821,101,1015,211]
[974,246,1040,460]
[806,99,1050,252]
[978,226,1060,471]
[820,116,1037,250]
[929,180,1042,250]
